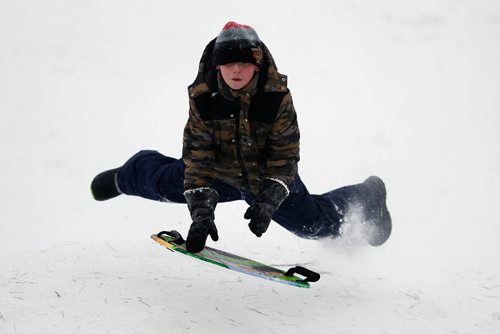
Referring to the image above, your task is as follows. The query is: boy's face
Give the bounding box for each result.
[217,63,259,91]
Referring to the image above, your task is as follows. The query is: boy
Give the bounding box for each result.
[91,22,392,253]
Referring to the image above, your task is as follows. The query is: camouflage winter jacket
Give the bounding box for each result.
[182,39,300,195]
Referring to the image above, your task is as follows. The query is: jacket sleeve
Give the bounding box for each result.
[182,97,215,190]
[263,92,300,186]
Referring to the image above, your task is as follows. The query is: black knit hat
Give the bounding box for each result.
[212,21,264,68]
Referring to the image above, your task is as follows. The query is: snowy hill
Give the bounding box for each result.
[1,0,499,333]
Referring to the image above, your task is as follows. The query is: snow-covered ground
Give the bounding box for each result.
[1,0,499,333]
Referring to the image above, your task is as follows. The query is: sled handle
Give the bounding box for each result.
[157,230,185,245]
[285,266,320,283]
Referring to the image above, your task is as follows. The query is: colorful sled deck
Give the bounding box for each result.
[151,231,320,288]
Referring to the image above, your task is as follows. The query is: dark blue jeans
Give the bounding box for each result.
[116,150,365,239]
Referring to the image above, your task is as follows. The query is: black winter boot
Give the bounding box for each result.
[91,168,122,201]
[361,176,392,246]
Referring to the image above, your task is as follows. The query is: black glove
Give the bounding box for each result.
[184,188,219,253]
[245,179,289,237]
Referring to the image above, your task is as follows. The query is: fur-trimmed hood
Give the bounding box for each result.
[188,38,288,99]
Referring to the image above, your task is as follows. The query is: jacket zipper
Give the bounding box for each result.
[235,106,250,189]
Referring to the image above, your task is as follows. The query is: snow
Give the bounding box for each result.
[1,0,499,333]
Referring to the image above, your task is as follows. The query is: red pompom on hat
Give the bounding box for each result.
[222,21,253,30]
[212,21,263,67]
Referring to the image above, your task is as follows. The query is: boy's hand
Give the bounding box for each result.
[244,203,273,237]
[186,212,219,253]
[244,178,289,237]
[184,188,219,253]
